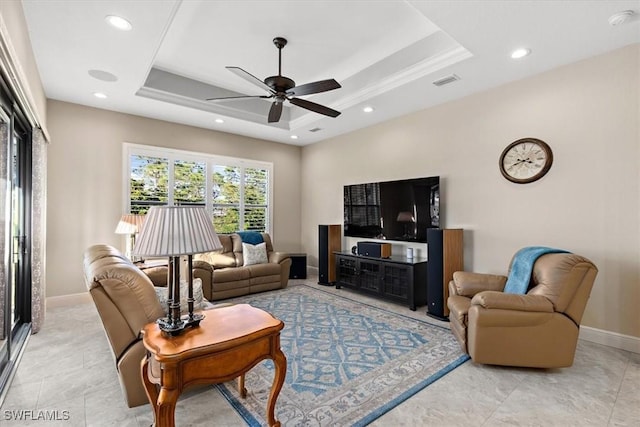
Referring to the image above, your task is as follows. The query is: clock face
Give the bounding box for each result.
[499,138,553,184]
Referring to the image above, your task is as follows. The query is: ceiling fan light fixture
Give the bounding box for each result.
[105,15,132,31]
[511,48,531,59]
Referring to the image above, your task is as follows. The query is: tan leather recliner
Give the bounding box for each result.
[83,244,165,407]
[447,252,598,368]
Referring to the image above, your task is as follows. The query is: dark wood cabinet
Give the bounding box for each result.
[335,252,427,311]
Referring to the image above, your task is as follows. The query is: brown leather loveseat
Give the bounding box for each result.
[193,233,291,301]
[447,252,598,368]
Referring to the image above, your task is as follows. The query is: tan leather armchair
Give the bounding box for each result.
[83,244,165,407]
[447,252,598,368]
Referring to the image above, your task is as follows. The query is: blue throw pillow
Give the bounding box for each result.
[504,246,569,294]
[236,231,264,245]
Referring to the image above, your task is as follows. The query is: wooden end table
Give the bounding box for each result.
[140,304,286,427]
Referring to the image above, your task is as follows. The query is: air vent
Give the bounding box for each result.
[432,74,460,87]
[309,127,322,133]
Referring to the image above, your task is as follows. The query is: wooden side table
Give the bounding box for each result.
[140,304,286,427]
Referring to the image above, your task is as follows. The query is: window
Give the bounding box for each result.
[124,144,272,234]
[130,155,169,213]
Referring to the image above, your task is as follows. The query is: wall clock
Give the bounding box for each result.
[499,138,553,184]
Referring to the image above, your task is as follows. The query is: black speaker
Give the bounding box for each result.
[289,254,307,279]
[357,241,392,258]
[426,228,464,321]
[427,229,445,320]
[318,224,341,285]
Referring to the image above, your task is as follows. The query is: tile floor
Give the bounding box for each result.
[1,278,638,426]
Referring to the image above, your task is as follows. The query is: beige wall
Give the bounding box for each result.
[301,44,640,338]
[46,100,301,297]
[6,0,638,341]
[0,0,47,125]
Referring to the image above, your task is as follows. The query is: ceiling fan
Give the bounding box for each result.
[207,37,342,123]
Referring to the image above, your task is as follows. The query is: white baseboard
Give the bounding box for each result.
[579,326,640,354]
[46,292,92,308]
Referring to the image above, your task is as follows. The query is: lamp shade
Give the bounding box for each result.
[132,206,222,257]
[396,211,415,223]
[114,214,145,234]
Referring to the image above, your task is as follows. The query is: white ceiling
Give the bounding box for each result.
[21,0,640,146]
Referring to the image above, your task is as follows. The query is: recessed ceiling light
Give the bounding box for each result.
[363,106,374,113]
[608,10,635,26]
[215,118,224,124]
[290,135,298,140]
[93,92,107,99]
[511,48,531,59]
[105,15,132,31]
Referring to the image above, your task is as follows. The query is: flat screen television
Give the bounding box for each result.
[343,176,439,243]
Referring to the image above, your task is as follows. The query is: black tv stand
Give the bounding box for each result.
[334,229,464,317]
[334,252,427,311]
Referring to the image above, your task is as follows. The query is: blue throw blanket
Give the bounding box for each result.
[236,231,264,245]
[504,246,570,294]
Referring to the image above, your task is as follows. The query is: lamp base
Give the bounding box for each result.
[185,312,205,328]
[157,313,205,336]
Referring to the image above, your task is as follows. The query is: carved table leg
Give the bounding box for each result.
[141,356,160,425]
[266,348,287,427]
[156,387,180,427]
[238,374,247,398]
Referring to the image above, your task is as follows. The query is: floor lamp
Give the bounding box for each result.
[132,206,222,335]
[114,214,146,262]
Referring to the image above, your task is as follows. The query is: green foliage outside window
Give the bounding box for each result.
[211,165,268,232]
[129,153,269,233]
[130,155,169,214]
[174,160,205,206]
[243,167,268,231]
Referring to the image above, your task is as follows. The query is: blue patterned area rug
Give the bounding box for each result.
[215,284,469,426]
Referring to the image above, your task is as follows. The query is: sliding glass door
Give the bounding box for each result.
[0,108,8,375]
[0,85,32,403]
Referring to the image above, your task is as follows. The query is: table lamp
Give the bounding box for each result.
[115,214,146,261]
[396,211,415,239]
[133,206,222,335]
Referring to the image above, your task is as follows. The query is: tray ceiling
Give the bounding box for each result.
[21,0,640,145]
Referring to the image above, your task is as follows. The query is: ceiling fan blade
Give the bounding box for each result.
[226,66,274,94]
[286,79,341,97]
[289,97,341,118]
[268,101,283,123]
[206,95,271,101]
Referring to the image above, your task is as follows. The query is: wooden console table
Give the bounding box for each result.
[140,304,286,427]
